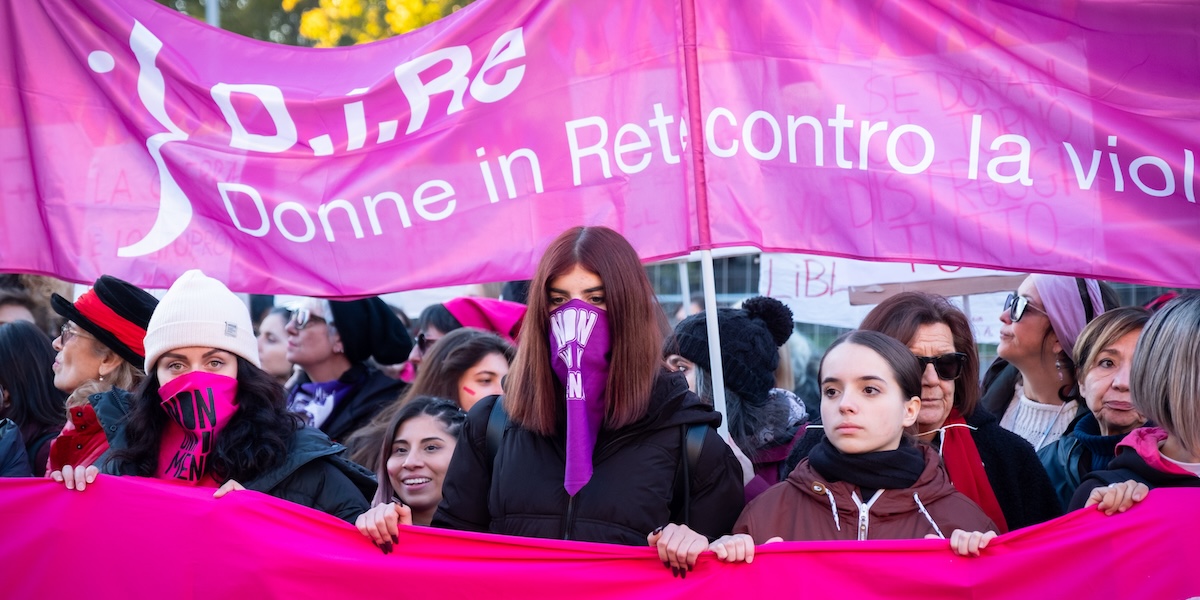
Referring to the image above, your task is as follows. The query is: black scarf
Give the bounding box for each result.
[1071,413,1128,472]
[808,437,925,491]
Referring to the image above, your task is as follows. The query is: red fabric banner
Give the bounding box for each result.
[1,476,1196,598]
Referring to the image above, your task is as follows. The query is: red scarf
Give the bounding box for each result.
[937,409,1009,533]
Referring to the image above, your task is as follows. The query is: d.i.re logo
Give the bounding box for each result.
[99,20,526,257]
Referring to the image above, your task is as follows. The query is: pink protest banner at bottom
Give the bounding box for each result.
[1,476,1195,598]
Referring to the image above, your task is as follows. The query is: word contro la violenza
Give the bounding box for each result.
[565,103,1200,202]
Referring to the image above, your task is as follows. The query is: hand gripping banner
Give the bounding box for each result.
[1,477,1197,598]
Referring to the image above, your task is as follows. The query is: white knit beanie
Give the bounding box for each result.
[143,270,260,371]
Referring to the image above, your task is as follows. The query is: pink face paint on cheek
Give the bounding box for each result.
[462,386,476,396]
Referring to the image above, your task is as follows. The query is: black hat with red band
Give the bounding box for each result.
[51,275,159,367]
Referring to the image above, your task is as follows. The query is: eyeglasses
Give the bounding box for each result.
[288,309,327,331]
[416,332,441,353]
[1003,292,1047,322]
[914,352,967,380]
[59,323,93,344]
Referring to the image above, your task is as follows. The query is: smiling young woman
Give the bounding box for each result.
[354,396,465,541]
[343,328,514,473]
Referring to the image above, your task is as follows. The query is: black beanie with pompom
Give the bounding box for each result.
[671,296,793,406]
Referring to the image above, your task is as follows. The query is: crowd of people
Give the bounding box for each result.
[1,226,1196,571]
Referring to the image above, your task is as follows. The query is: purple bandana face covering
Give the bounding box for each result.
[548,299,611,496]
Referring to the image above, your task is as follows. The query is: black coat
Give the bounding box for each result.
[240,426,375,523]
[92,387,134,437]
[0,419,33,477]
[785,407,1062,530]
[433,369,745,544]
[288,363,406,443]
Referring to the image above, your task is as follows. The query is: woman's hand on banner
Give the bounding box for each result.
[708,533,783,564]
[1085,480,1149,516]
[356,502,413,555]
[934,529,997,557]
[49,464,99,491]
[648,523,708,577]
[213,479,246,498]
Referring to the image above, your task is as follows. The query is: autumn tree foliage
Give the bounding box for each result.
[154,0,470,47]
[283,0,473,47]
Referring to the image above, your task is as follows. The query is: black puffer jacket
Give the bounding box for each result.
[785,406,1062,530]
[101,423,374,523]
[241,426,375,522]
[433,369,745,544]
[288,363,405,443]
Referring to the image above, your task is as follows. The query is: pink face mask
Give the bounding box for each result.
[156,371,239,485]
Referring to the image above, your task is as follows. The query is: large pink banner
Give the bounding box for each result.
[1,476,1197,598]
[1,0,696,296]
[3,0,1200,295]
[697,0,1200,286]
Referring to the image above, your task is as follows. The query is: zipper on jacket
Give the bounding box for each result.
[563,495,577,540]
[850,489,885,541]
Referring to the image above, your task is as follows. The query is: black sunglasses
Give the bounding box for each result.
[288,308,327,331]
[416,332,441,353]
[914,352,967,380]
[1003,292,1046,323]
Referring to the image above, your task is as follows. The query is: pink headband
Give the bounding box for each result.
[1029,274,1104,358]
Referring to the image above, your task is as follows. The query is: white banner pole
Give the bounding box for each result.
[206,0,220,27]
[677,261,692,316]
[700,249,729,439]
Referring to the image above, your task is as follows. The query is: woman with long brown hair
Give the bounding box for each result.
[429,226,743,546]
[355,396,465,550]
[343,328,513,470]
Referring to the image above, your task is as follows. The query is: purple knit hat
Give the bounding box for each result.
[1029,274,1105,358]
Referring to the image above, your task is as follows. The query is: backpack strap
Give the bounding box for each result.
[485,395,508,466]
[685,424,707,473]
[670,423,710,526]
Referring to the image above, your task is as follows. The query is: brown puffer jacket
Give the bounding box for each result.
[734,444,996,543]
